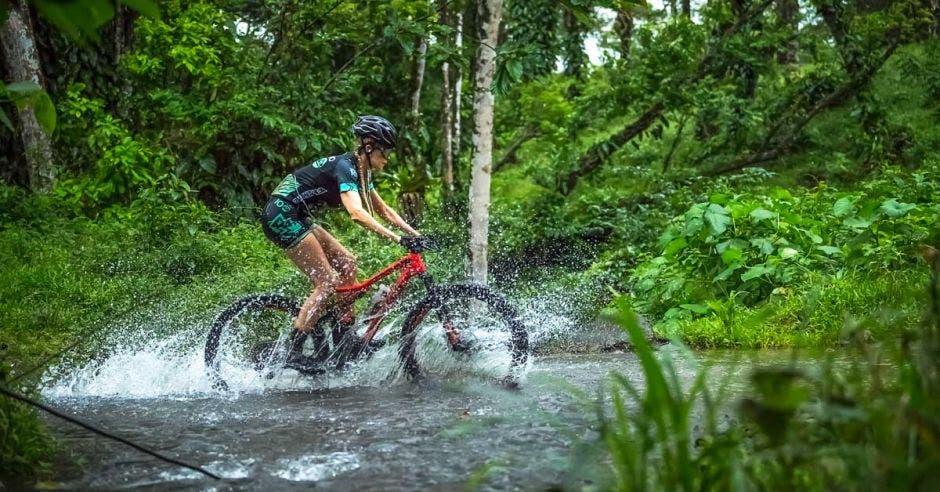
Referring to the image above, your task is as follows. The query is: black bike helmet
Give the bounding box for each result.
[351,115,398,149]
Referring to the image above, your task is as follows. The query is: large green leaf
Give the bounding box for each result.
[751,237,774,256]
[663,236,687,257]
[816,245,842,256]
[6,82,56,134]
[741,264,774,282]
[778,247,799,259]
[879,198,916,218]
[832,196,855,217]
[749,207,776,222]
[720,247,743,265]
[33,0,114,42]
[5,81,41,93]
[704,203,731,235]
[714,263,743,282]
[680,303,710,314]
[843,216,872,229]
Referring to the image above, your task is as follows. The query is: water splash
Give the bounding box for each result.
[272,451,361,481]
[40,279,600,399]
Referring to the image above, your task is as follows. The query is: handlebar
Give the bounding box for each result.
[399,235,439,253]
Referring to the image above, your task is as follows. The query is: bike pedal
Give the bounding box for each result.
[450,338,476,354]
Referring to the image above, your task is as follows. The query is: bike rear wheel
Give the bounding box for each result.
[205,293,308,390]
[398,284,529,385]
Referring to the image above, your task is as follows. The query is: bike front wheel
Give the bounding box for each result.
[398,284,529,385]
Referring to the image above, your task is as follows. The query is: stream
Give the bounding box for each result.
[38,344,807,490]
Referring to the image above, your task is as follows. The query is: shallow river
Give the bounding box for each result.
[38,348,808,490]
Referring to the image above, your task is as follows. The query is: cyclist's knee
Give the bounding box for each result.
[338,255,357,280]
[314,270,340,292]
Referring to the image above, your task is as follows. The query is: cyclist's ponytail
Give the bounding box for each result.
[355,150,375,216]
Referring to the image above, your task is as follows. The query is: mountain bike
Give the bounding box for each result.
[204,240,529,390]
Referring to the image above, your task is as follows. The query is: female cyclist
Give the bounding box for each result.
[259,115,423,359]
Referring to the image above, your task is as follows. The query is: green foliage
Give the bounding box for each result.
[661,270,927,348]
[55,84,174,207]
[632,163,940,325]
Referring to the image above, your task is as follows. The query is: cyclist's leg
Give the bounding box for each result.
[311,227,357,323]
[285,232,339,333]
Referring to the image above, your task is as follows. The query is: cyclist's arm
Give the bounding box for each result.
[370,190,419,236]
[340,191,401,243]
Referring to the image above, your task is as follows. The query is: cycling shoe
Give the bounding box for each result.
[284,354,327,376]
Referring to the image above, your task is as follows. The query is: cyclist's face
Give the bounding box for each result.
[370,146,390,171]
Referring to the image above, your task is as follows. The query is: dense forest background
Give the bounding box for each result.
[2,0,940,484]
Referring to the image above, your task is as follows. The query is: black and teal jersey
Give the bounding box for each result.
[270,153,374,211]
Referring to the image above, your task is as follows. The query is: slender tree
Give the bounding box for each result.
[399,33,429,224]
[1,1,55,192]
[468,0,503,283]
[452,8,464,177]
[440,0,456,205]
[409,38,428,121]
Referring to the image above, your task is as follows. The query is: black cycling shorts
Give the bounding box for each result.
[260,196,314,249]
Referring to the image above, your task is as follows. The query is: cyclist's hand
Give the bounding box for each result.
[399,235,437,253]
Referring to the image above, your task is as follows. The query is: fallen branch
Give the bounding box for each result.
[0,386,221,480]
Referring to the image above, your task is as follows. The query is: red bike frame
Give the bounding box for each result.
[331,252,458,346]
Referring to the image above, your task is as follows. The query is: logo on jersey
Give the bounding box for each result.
[299,188,328,200]
[272,174,300,196]
[311,157,328,168]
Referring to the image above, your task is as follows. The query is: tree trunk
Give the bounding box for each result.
[932,0,939,37]
[776,0,799,64]
[614,11,634,59]
[409,37,428,122]
[811,0,863,76]
[468,0,503,284]
[452,10,464,177]
[440,0,455,206]
[0,2,55,192]
[933,0,939,38]
[562,10,584,79]
[560,103,665,194]
[399,33,429,225]
[682,0,691,17]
